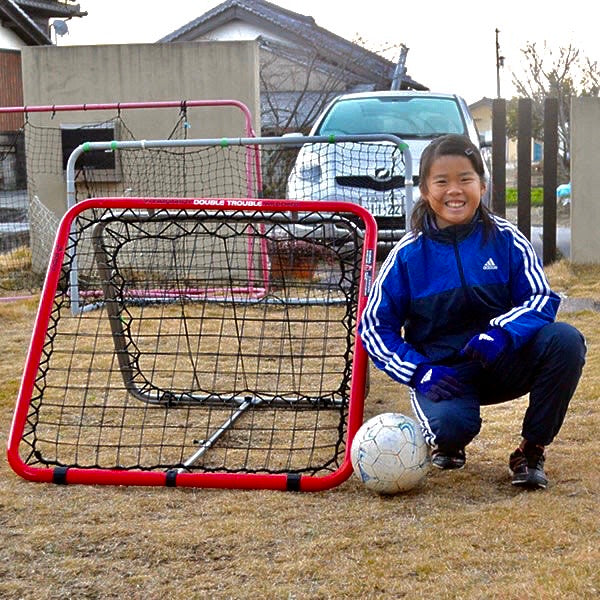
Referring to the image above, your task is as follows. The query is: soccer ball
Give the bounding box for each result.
[350,412,429,494]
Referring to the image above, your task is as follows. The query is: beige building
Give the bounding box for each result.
[469,96,543,170]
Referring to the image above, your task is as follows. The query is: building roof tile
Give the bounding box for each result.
[158,0,426,90]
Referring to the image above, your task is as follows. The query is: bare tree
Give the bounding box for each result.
[508,42,599,179]
[259,37,404,134]
[257,37,404,196]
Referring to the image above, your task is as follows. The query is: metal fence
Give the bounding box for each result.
[492,97,561,265]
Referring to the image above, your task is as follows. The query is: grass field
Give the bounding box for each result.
[0,260,598,599]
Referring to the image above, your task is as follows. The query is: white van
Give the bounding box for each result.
[286,91,488,253]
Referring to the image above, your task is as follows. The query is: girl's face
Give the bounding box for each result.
[421,154,486,228]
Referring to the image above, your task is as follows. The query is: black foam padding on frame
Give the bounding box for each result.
[286,473,301,491]
[52,466,69,484]
[165,470,178,487]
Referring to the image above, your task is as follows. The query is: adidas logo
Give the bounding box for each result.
[479,333,494,341]
[483,258,498,270]
[421,368,433,383]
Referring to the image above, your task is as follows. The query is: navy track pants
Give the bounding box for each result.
[410,322,586,450]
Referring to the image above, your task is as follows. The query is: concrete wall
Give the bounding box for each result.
[570,97,600,264]
[21,41,261,217]
[20,41,260,272]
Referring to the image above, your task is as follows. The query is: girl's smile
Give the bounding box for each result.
[421,155,486,228]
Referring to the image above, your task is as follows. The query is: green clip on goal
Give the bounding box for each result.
[8,196,377,491]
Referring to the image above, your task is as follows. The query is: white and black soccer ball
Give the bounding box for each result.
[350,412,429,494]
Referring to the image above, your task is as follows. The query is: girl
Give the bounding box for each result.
[359,134,586,489]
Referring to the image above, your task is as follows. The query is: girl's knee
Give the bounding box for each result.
[430,405,481,449]
[540,322,586,363]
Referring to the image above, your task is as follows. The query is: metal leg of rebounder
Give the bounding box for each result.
[178,396,260,472]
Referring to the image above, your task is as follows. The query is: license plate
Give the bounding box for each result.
[360,196,403,217]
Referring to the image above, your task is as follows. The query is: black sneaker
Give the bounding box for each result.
[431,447,466,470]
[509,442,548,489]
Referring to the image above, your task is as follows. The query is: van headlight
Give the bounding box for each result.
[300,164,322,180]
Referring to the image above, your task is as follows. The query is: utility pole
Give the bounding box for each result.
[495,28,505,98]
[391,45,409,91]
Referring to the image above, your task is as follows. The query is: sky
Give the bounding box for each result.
[55,0,599,105]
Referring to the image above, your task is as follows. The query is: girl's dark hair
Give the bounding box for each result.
[410,134,495,234]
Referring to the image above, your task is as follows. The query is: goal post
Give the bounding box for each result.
[62,132,411,312]
[0,99,260,292]
[8,196,377,491]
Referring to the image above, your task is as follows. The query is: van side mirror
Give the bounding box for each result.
[479,132,493,148]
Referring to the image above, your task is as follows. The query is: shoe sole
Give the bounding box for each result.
[432,460,465,470]
[511,479,548,490]
[509,468,548,489]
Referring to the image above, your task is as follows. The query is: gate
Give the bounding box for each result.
[491,97,560,265]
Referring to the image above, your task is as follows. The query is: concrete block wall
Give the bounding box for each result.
[570,98,600,264]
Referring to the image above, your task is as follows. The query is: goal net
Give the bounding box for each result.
[8,196,376,491]
[0,100,259,294]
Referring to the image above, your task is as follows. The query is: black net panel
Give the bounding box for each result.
[0,114,259,293]
[0,128,32,291]
[20,205,366,475]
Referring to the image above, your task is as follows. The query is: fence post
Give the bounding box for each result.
[543,98,558,264]
[517,98,532,239]
[491,99,506,217]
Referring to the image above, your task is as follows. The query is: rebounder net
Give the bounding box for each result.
[8,197,376,491]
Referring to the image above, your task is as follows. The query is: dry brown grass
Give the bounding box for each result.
[1,260,599,599]
[0,246,44,294]
[545,260,600,299]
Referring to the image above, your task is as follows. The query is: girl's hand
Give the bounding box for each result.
[462,327,511,367]
[410,364,464,402]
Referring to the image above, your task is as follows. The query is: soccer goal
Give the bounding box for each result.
[8,196,377,491]
[60,132,410,313]
[0,99,260,292]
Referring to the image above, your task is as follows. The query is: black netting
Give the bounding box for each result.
[21,205,366,476]
[0,113,260,293]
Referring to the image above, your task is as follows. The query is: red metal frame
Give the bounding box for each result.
[7,197,377,491]
[0,99,256,135]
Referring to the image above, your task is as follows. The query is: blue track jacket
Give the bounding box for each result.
[359,212,560,385]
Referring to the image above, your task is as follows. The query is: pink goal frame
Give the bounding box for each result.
[0,98,263,196]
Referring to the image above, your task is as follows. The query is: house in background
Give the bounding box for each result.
[159,0,428,134]
[0,0,85,48]
[469,97,493,144]
[1,0,86,189]
[1,1,86,97]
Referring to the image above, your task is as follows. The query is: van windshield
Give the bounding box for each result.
[315,96,466,139]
